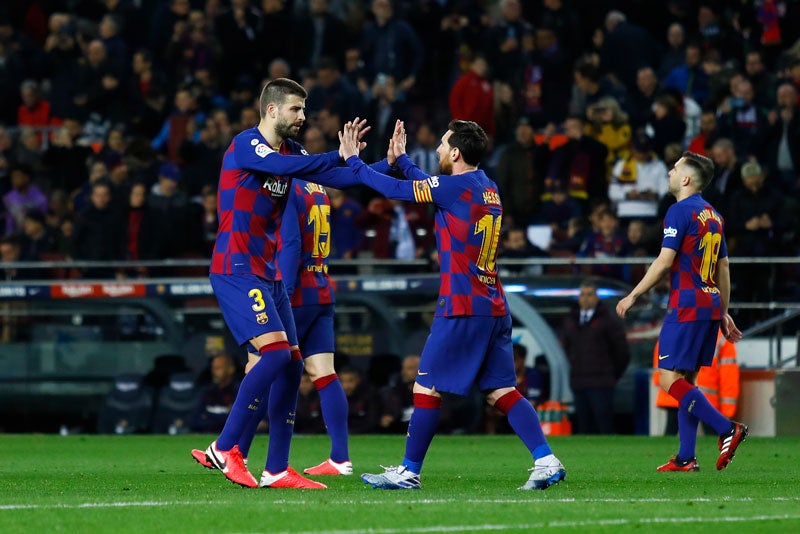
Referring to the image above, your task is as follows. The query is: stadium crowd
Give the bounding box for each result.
[1,0,799,306]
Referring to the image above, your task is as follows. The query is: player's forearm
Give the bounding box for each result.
[255,150,339,175]
[345,156,416,202]
[717,259,732,313]
[396,154,431,181]
[629,254,671,300]
[310,167,362,189]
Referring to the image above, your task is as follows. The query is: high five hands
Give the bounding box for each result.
[338,117,371,160]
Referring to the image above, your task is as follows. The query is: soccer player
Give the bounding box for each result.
[190,78,368,489]
[616,151,747,472]
[338,119,567,490]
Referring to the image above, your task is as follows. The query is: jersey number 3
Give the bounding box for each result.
[698,231,722,283]
[474,214,502,272]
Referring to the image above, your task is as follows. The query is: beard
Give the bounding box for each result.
[438,158,452,175]
[275,116,301,140]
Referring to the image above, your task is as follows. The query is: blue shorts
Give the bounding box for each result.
[210,274,298,348]
[293,304,335,357]
[417,314,516,396]
[658,320,720,372]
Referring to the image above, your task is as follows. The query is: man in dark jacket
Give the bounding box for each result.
[561,279,630,434]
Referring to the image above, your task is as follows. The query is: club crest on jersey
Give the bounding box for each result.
[255,312,269,325]
[262,175,289,197]
[255,143,272,158]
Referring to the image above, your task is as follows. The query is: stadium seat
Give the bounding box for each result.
[96,373,154,434]
[150,371,198,434]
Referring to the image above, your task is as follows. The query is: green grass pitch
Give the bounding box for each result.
[2,434,799,533]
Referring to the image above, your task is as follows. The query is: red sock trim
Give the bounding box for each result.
[413,393,442,409]
[494,390,524,415]
[313,373,338,390]
[290,349,302,361]
[259,340,291,355]
[668,378,693,403]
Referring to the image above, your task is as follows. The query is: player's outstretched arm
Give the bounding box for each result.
[235,138,339,175]
[616,247,676,318]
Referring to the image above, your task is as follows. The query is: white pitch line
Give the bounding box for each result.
[1,496,798,511]
[267,515,800,534]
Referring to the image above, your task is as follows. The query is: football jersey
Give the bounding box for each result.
[345,154,509,317]
[661,193,728,323]
[210,126,358,280]
[278,178,335,307]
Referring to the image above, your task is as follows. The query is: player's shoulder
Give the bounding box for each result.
[233,127,274,157]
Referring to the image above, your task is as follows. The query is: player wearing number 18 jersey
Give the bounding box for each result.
[340,119,565,491]
[616,151,748,473]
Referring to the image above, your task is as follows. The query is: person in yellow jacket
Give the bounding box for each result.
[653,330,739,435]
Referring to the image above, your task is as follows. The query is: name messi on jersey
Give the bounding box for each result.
[697,208,721,225]
[482,191,501,205]
[262,176,289,197]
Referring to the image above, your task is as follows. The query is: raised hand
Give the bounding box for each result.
[391,119,407,156]
[338,121,361,160]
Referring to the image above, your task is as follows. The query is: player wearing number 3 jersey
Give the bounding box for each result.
[339,119,566,491]
[616,151,748,473]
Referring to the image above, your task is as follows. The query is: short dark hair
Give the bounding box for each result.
[681,151,715,190]
[259,78,307,119]
[446,120,488,165]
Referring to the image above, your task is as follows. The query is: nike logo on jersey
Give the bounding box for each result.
[658,354,670,360]
[417,371,429,376]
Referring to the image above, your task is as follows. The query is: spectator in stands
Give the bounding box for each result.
[534,0,581,64]
[663,41,708,105]
[520,25,572,127]
[484,0,532,92]
[13,127,44,175]
[164,9,220,85]
[306,56,362,122]
[706,138,742,215]
[74,39,127,125]
[292,0,348,72]
[124,182,158,274]
[644,92,686,160]
[363,75,406,163]
[568,59,627,119]
[535,183,582,238]
[190,353,242,433]
[608,133,669,220]
[495,117,547,227]
[379,354,419,434]
[328,187,363,260]
[359,0,424,96]
[584,96,631,179]
[17,79,56,137]
[72,180,126,278]
[687,109,719,156]
[577,209,626,281]
[717,77,769,160]
[628,67,662,129]
[128,49,168,137]
[340,366,380,434]
[726,161,786,301]
[19,209,58,262]
[3,164,48,236]
[0,234,23,281]
[407,122,440,177]
[151,87,204,163]
[449,54,495,140]
[599,10,660,91]
[356,197,432,261]
[41,125,92,195]
[542,114,608,211]
[497,227,548,277]
[0,126,13,196]
[745,50,778,109]
[658,22,686,79]
[147,162,190,260]
[762,83,800,194]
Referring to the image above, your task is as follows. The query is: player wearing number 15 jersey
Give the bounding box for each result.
[340,119,566,491]
[616,151,748,473]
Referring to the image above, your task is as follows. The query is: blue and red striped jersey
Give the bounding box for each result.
[661,193,728,323]
[210,126,359,280]
[345,154,509,317]
[277,178,335,306]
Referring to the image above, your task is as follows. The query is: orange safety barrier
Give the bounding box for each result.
[537,400,572,436]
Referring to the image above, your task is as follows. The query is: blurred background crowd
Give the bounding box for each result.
[1,0,799,300]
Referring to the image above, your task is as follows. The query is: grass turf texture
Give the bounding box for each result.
[1,434,799,533]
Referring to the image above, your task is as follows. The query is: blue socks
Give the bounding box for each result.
[401,393,442,474]
[265,358,303,474]
[681,387,731,436]
[503,393,552,460]
[314,374,350,463]
[677,405,700,460]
